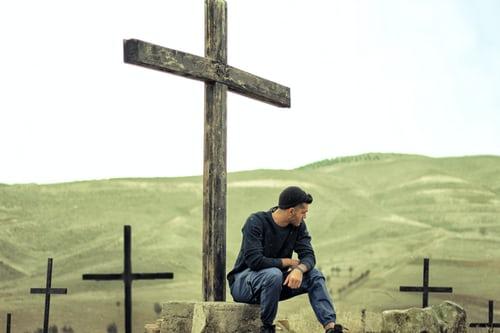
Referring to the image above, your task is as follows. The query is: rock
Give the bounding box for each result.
[144,320,161,333]
[381,301,467,333]
[144,301,261,333]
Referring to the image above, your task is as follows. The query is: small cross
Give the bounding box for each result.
[399,258,453,307]
[30,258,68,333]
[82,225,174,333]
[5,313,11,333]
[470,300,500,332]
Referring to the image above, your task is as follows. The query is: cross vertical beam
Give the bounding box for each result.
[43,258,52,333]
[422,257,429,308]
[492,300,495,327]
[124,224,133,333]
[203,0,227,302]
[6,313,11,333]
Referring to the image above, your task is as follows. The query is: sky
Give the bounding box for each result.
[0,0,499,184]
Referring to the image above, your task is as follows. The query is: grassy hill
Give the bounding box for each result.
[1,153,499,332]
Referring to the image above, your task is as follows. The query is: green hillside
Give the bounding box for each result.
[1,153,499,332]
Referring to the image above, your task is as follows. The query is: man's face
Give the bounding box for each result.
[288,204,309,227]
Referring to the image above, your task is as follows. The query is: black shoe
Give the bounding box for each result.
[260,324,276,333]
[326,324,347,333]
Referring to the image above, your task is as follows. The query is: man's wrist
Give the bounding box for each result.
[293,265,305,273]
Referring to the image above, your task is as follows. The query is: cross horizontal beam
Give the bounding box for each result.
[469,323,500,328]
[30,288,67,294]
[82,274,122,281]
[82,273,174,280]
[400,286,453,293]
[124,39,291,108]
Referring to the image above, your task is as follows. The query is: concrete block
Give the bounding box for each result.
[145,301,261,333]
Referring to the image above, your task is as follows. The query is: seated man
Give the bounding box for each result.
[227,186,343,333]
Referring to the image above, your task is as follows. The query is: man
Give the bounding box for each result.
[227,186,343,333]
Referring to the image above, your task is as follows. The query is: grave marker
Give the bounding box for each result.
[400,258,453,307]
[82,225,174,333]
[30,258,68,333]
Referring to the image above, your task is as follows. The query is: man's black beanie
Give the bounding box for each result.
[278,186,313,209]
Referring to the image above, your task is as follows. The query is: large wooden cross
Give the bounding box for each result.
[123,0,290,301]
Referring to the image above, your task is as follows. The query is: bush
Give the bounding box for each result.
[107,322,118,333]
[61,325,74,333]
[154,302,162,316]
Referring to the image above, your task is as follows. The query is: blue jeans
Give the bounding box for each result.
[230,267,336,327]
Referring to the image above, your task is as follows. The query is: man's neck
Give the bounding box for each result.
[272,210,289,227]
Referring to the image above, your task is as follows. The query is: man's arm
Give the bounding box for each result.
[294,222,316,272]
[282,258,300,267]
[283,223,316,289]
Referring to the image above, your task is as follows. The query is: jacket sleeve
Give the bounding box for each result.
[294,223,316,271]
[242,215,283,270]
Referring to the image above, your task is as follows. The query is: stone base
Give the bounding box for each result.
[144,301,261,333]
[381,301,467,333]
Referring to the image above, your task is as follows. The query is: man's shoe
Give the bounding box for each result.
[325,324,347,333]
[260,324,276,333]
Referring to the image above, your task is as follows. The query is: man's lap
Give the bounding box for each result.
[230,267,324,304]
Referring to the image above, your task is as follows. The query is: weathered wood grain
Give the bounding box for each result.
[124,39,290,108]
[203,0,227,302]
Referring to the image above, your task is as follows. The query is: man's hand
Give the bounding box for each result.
[283,268,303,289]
[281,258,300,267]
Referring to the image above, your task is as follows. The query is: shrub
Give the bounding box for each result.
[154,302,162,316]
[61,325,74,333]
[107,322,118,333]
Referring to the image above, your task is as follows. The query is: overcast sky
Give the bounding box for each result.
[1,0,499,184]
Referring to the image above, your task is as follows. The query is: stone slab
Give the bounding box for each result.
[381,300,467,333]
[144,301,261,333]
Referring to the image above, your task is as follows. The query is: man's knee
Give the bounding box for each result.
[307,268,325,281]
[261,267,283,287]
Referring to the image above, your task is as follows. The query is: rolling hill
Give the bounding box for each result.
[1,153,499,332]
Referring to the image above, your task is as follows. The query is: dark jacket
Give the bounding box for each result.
[227,207,316,286]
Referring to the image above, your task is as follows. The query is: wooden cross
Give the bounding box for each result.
[30,258,68,333]
[123,0,290,302]
[470,300,500,332]
[82,225,174,333]
[5,313,11,333]
[399,258,453,308]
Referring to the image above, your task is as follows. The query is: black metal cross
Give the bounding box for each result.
[5,313,11,333]
[30,258,68,333]
[399,258,453,307]
[470,300,500,332]
[82,225,174,333]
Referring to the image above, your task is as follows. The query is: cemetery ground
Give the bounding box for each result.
[1,153,500,332]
